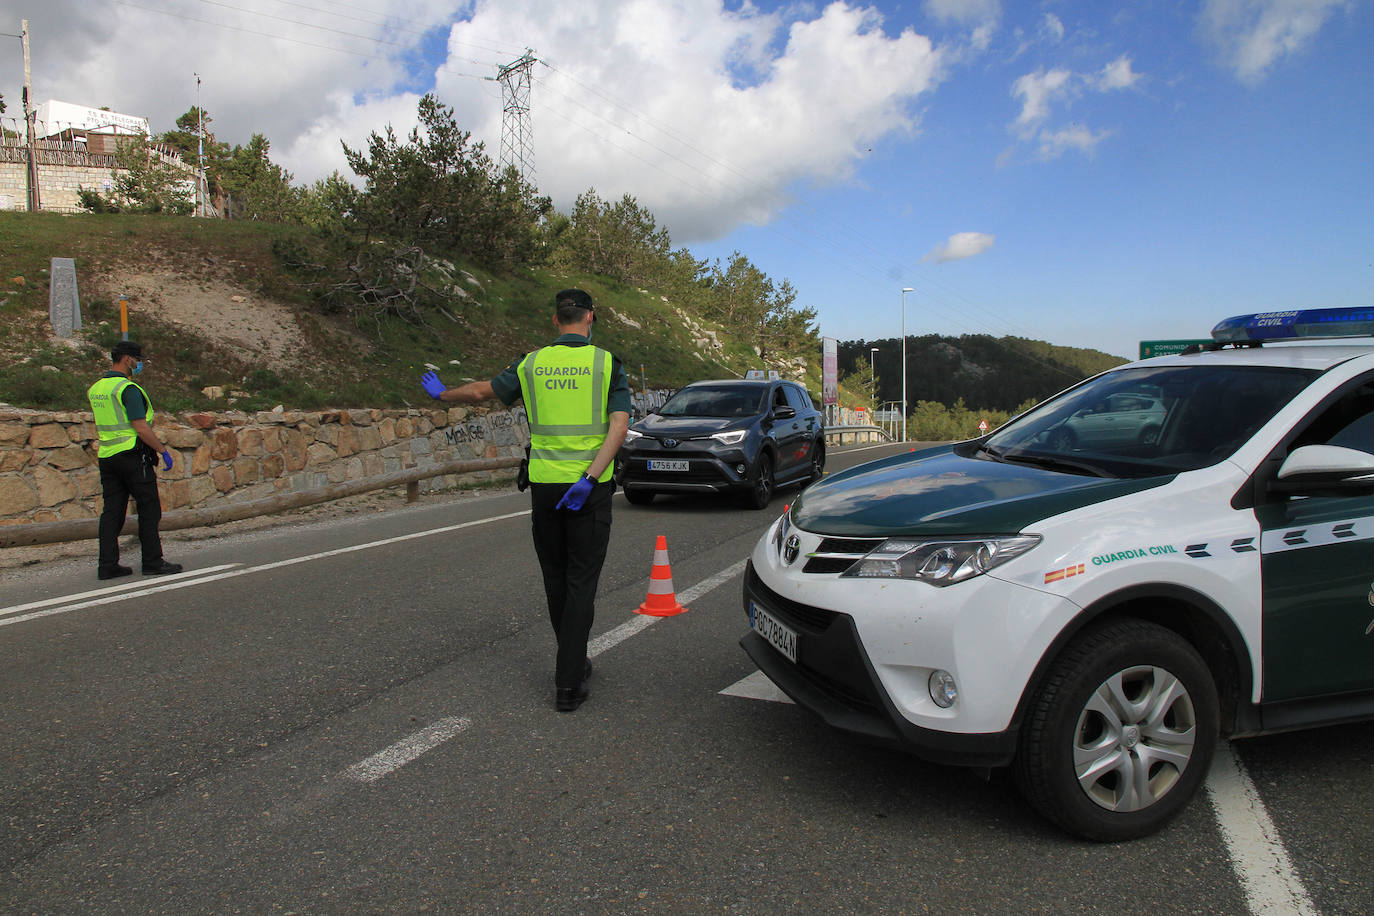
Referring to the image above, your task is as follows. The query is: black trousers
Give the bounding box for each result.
[529,479,614,689]
[97,447,164,572]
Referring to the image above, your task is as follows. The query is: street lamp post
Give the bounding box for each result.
[900,288,913,442]
[869,347,879,421]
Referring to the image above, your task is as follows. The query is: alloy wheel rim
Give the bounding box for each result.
[1072,665,1197,812]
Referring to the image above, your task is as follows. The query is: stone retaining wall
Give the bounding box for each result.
[0,161,121,213]
[0,404,530,526]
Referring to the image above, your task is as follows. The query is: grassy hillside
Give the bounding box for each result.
[0,212,1124,416]
[0,212,779,412]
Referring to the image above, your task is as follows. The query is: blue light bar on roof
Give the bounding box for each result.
[1211,308,1374,343]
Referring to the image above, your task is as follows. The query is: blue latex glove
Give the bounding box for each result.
[161,449,173,471]
[556,475,595,511]
[420,370,446,400]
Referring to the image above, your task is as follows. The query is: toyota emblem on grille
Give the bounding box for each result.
[662,438,680,448]
[783,534,801,565]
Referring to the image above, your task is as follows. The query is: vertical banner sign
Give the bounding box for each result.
[822,337,838,407]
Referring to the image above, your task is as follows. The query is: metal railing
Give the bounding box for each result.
[823,424,891,446]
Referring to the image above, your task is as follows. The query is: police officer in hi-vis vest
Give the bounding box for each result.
[87,340,183,580]
[421,289,631,712]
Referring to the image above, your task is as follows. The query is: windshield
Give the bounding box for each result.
[658,385,765,418]
[982,365,1317,478]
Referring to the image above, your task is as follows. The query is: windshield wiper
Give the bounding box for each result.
[997,450,1114,478]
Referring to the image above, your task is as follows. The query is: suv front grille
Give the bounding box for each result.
[745,565,838,632]
[802,536,884,575]
[744,566,882,715]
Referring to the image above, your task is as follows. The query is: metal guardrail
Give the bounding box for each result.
[823,424,891,446]
[0,455,522,549]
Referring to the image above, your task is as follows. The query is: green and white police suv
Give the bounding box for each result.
[741,308,1374,840]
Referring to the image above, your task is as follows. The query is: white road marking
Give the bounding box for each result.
[0,511,531,629]
[1206,742,1318,916]
[342,561,752,784]
[0,564,241,621]
[343,717,472,783]
[720,670,794,704]
[587,559,749,658]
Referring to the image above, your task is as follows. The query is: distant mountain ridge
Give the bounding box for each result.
[842,334,1128,412]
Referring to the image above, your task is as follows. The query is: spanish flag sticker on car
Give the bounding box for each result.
[1044,563,1085,584]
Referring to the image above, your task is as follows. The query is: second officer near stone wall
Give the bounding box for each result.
[420,288,631,712]
[86,339,183,580]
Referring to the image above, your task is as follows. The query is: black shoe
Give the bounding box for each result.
[98,565,133,581]
[142,560,184,575]
[555,682,589,712]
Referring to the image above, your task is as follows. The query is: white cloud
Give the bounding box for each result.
[1042,13,1066,43]
[923,231,995,263]
[1199,0,1351,84]
[1037,125,1111,159]
[1098,55,1141,90]
[444,1,945,240]
[1,1,947,243]
[1008,53,1143,162]
[925,0,1002,25]
[1011,68,1075,137]
[968,23,997,51]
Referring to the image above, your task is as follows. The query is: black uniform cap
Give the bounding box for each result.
[111,340,144,361]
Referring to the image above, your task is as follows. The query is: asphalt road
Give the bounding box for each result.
[1,443,1370,914]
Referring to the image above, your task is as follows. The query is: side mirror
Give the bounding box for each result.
[1271,444,1374,495]
[773,405,796,420]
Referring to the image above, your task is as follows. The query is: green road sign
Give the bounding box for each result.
[1139,339,1210,359]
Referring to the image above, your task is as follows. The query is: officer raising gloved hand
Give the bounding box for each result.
[420,289,630,713]
[420,370,446,400]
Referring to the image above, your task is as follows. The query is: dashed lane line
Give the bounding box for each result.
[343,717,473,783]
[343,558,753,782]
[586,559,749,658]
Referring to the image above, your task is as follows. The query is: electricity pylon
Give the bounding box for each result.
[495,50,537,185]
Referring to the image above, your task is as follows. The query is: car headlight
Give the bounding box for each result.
[841,535,1040,586]
[623,429,643,443]
[710,429,748,445]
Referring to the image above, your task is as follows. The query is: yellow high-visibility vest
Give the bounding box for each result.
[87,376,154,459]
[517,345,613,484]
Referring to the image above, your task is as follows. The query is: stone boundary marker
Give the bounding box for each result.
[48,257,81,338]
[0,403,530,544]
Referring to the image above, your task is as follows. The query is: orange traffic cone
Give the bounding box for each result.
[636,535,688,617]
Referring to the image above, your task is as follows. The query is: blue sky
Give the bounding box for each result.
[10,1,1372,359]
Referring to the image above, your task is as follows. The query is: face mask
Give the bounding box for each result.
[132,360,144,376]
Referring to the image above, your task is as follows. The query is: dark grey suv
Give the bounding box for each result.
[618,379,825,509]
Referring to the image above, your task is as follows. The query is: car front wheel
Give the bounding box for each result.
[744,452,775,509]
[808,442,826,484]
[1013,619,1219,841]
